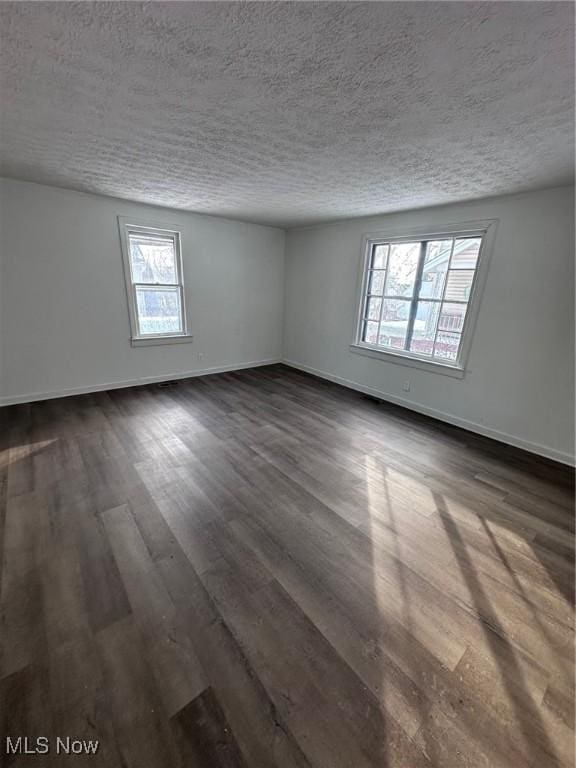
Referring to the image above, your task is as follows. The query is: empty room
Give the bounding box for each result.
[0,2,574,766]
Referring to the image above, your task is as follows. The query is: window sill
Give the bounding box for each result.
[349,343,466,379]
[131,334,194,348]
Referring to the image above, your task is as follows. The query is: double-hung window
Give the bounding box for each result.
[119,218,192,346]
[353,222,495,375]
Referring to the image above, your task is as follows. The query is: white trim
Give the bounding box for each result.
[0,359,281,407]
[360,219,496,243]
[352,219,498,375]
[3,354,572,465]
[131,334,194,347]
[282,359,575,467]
[118,216,189,344]
[349,343,465,378]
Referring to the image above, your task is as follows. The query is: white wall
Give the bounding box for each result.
[0,178,285,402]
[283,186,575,464]
[2,179,573,464]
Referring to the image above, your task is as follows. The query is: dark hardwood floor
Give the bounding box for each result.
[0,364,573,767]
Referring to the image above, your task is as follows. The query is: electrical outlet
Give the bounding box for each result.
[198,352,204,361]
[402,380,410,392]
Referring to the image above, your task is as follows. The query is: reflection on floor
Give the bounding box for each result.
[0,364,573,767]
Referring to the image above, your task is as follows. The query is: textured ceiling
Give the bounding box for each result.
[0,2,574,227]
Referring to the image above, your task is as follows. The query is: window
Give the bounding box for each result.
[353,223,495,375]
[118,218,192,346]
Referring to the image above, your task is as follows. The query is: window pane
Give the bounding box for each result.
[409,301,441,356]
[365,297,382,321]
[378,299,410,349]
[136,286,182,335]
[419,239,452,299]
[369,270,386,295]
[451,238,481,270]
[363,320,379,344]
[371,244,388,270]
[129,234,177,284]
[385,242,420,297]
[434,331,461,361]
[438,302,467,333]
[444,270,474,301]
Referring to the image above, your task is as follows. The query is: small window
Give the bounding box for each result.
[354,225,493,373]
[119,218,192,346]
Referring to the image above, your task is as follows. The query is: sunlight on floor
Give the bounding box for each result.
[359,451,572,767]
[0,439,57,468]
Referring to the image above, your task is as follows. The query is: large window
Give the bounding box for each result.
[354,225,493,373]
[119,219,192,346]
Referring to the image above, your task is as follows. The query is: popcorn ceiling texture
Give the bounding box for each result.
[0,1,573,227]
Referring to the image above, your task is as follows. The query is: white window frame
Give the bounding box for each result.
[350,219,498,378]
[118,217,193,347]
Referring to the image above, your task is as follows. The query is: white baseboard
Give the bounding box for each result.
[0,358,281,407]
[3,355,573,467]
[282,359,575,467]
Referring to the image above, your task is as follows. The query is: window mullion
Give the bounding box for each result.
[132,283,142,335]
[431,237,457,355]
[361,245,375,336]
[178,284,186,333]
[133,282,180,289]
[404,241,427,350]
[374,244,390,346]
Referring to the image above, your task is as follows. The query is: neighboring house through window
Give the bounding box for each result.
[352,221,496,376]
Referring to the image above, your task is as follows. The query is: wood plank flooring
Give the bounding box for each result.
[0,364,573,767]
